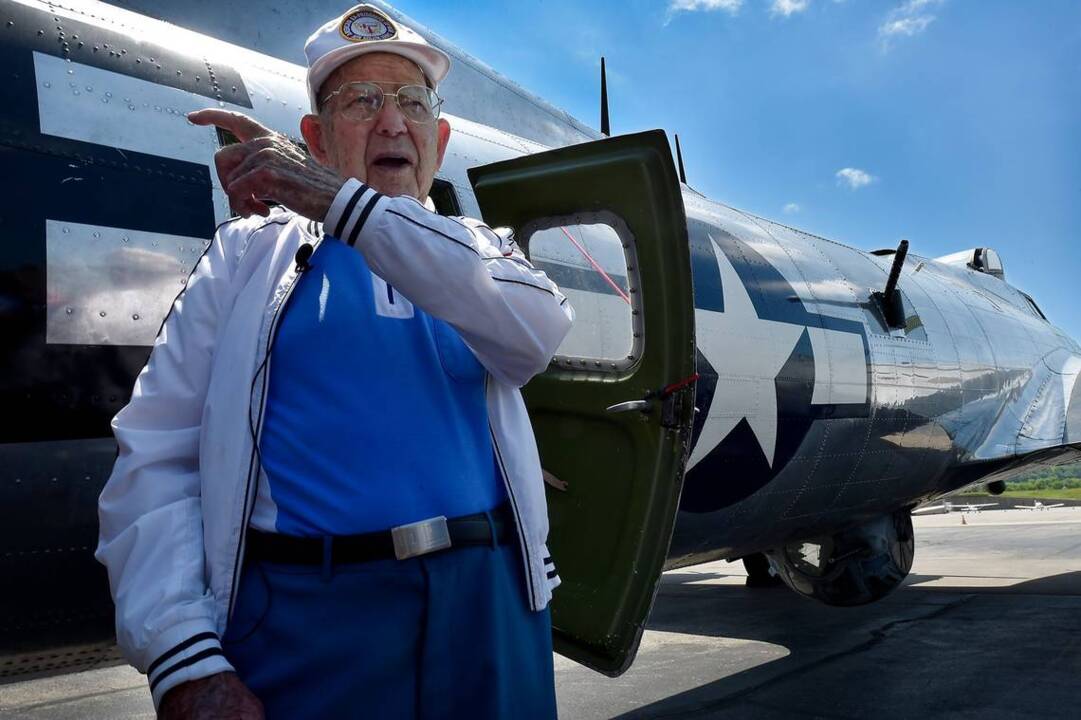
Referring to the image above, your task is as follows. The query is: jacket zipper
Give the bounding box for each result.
[227,230,323,618]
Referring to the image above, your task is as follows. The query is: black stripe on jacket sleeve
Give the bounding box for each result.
[146,632,219,677]
[148,647,226,694]
[385,209,481,257]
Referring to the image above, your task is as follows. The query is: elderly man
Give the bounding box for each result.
[95,4,571,718]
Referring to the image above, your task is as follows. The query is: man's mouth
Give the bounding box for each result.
[371,153,413,170]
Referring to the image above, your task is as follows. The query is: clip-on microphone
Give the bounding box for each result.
[294,243,314,273]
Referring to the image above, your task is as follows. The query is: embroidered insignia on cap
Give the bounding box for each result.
[339,8,398,42]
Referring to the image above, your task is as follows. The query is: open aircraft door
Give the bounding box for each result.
[468,130,697,675]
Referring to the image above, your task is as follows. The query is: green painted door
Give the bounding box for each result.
[468,130,697,675]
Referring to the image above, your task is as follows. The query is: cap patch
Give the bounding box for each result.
[340,8,398,42]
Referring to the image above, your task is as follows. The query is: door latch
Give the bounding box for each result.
[606,400,651,413]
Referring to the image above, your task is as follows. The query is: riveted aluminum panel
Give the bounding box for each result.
[46,220,208,346]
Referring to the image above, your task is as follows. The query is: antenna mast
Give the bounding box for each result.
[600,56,610,136]
[674,133,687,184]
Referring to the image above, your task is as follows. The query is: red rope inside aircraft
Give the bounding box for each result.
[559,226,632,305]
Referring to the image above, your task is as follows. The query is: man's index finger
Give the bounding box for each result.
[187,109,274,143]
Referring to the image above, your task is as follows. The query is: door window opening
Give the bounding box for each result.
[523,212,641,370]
[429,178,462,217]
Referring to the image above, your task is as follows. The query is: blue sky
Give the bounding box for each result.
[395,0,1080,340]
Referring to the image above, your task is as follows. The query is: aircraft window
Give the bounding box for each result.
[981,248,1004,279]
[1021,292,1048,321]
[524,213,638,368]
[429,178,462,216]
[216,127,240,148]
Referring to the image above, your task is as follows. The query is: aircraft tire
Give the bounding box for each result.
[743,553,782,588]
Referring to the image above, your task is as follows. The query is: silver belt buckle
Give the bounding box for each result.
[392,516,452,560]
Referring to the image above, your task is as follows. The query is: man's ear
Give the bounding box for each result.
[434,117,451,169]
[300,113,333,167]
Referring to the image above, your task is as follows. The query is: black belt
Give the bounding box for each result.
[246,503,515,566]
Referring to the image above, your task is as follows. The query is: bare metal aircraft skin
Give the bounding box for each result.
[670,197,1081,562]
[2,0,1079,679]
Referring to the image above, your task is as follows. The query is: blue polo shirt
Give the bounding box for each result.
[252,237,505,537]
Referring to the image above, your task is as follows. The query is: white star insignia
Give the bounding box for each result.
[688,235,805,470]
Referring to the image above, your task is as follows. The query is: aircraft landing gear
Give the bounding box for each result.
[764,510,915,606]
[742,553,782,588]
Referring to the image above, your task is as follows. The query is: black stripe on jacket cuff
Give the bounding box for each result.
[347,191,384,247]
[148,646,225,694]
[334,185,366,238]
[146,632,218,677]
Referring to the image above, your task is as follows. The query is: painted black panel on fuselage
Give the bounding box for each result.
[0,140,215,443]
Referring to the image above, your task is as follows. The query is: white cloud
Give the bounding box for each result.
[770,0,810,18]
[880,16,934,37]
[836,168,875,189]
[783,202,801,214]
[902,0,943,10]
[667,0,744,17]
[879,0,943,48]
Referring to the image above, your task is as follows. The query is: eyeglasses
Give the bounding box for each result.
[319,81,443,124]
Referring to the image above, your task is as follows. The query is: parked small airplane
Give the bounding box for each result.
[1016,501,1066,511]
[2,0,1079,683]
[913,501,999,514]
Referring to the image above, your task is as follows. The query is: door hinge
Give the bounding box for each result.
[661,388,689,429]
[659,373,698,428]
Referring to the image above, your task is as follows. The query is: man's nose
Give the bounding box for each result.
[373,97,408,136]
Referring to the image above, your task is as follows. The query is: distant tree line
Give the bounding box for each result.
[1007,462,1081,491]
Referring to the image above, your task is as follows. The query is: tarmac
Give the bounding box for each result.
[2,507,1079,719]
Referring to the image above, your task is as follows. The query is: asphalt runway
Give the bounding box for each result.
[2,508,1079,719]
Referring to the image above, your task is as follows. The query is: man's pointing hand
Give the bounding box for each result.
[188,109,342,221]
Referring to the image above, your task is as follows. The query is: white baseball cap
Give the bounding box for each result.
[304,4,451,111]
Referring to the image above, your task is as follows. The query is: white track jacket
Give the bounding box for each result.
[96,179,573,707]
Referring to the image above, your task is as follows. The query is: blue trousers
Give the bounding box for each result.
[222,539,557,719]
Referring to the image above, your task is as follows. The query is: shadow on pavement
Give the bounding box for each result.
[613,570,1081,719]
